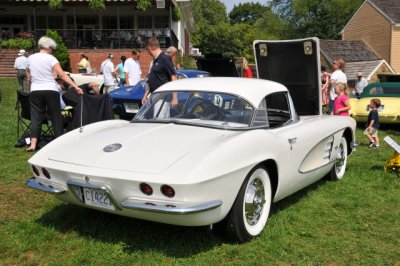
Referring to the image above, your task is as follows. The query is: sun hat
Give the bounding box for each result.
[18,49,26,56]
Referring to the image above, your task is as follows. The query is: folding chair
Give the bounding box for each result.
[15,90,55,147]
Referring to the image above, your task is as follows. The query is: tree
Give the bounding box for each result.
[253,9,292,40]
[268,0,364,39]
[45,30,71,72]
[229,2,270,25]
[191,0,229,54]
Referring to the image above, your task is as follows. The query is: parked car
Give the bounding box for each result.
[349,82,400,124]
[109,69,210,120]
[69,73,104,87]
[26,38,356,242]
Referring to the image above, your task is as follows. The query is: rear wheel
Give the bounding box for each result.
[329,136,348,180]
[218,167,272,242]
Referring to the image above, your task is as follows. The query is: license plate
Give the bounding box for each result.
[82,187,115,210]
[124,103,139,113]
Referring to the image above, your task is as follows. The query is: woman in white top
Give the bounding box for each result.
[26,36,82,152]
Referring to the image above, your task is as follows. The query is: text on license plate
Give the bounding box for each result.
[82,187,115,210]
[124,103,139,113]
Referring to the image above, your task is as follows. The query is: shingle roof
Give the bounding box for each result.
[320,40,379,63]
[369,0,400,24]
[345,60,394,80]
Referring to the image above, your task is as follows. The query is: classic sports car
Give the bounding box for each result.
[26,38,357,242]
[109,69,210,120]
[349,82,400,124]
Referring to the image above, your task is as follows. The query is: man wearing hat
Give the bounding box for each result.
[13,49,28,91]
[100,53,117,93]
[355,72,368,99]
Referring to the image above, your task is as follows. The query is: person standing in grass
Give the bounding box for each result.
[14,49,28,91]
[364,98,381,148]
[333,82,351,116]
[25,36,82,152]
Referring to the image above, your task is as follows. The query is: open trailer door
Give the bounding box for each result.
[254,38,321,116]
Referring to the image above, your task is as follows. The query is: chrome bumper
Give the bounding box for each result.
[27,177,67,194]
[121,199,223,215]
[26,178,223,215]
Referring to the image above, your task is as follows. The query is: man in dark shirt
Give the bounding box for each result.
[142,37,177,105]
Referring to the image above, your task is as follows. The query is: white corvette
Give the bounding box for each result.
[27,38,356,242]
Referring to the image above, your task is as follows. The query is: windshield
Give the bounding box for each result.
[134,91,254,128]
[363,84,400,97]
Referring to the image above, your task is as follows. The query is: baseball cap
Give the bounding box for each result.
[357,72,363,77]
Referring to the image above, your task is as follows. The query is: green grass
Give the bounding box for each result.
[0,77,399,265]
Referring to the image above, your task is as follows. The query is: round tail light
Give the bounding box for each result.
[140,183,153,196]
[42,168,51,179]
[161,185,175,198]
[32,165,40,176]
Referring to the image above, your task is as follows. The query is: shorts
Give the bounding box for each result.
[363,127,378,137]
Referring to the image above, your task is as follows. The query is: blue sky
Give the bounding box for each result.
[220,0,269,13]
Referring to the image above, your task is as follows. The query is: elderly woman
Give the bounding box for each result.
[26,36,82,152]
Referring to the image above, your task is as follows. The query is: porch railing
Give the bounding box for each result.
[34,29,178,50]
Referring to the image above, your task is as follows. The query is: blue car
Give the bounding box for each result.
[109,69,211,120]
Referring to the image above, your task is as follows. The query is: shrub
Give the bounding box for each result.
[0,38,35,50]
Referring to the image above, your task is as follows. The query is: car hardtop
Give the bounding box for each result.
[361,82,400,98]
[155,77,288,107]
[254,37,321,116]
[195,53,239,77]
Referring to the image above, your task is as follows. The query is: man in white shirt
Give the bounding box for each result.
[354,72,368,99]
[14,49,28,91]
[124,49,142,86]
[100,54,116,93]
[329,59,347,114]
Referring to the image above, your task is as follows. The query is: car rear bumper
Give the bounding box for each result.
[26,177,223,215]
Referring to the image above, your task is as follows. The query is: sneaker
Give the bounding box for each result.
[369,142,376,148]
[374,144,380,148]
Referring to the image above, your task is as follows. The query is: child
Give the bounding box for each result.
[364,99,381,148]
[333,82,351,116]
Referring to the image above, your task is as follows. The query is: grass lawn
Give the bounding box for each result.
[0,77,399,265]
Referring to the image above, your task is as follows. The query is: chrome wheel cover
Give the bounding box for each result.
[335,141,345,174]
[244,178,266,226]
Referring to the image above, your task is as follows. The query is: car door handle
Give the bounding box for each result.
[288,138,297,150]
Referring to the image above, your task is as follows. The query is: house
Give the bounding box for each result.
[0,0,194,75]
[341,0,400,73]
[320,39,395,85]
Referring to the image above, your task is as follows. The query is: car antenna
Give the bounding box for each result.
[79,94,84,133]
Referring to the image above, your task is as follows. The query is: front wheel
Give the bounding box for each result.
[329,136,348,180]
[219,167,272,242]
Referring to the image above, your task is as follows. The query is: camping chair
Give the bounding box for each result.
[15,90,55,147]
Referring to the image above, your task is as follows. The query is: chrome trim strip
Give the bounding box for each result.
[66,179,122,210]
[26,178,67,194]
[121,199,223,215]
[298,160,334,174]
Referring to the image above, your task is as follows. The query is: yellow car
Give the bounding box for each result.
[349,82,400,124]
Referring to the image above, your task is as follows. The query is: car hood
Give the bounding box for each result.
[47,122,232,174]
[109,84,146,100]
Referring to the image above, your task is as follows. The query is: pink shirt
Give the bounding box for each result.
[334,94,349,116]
